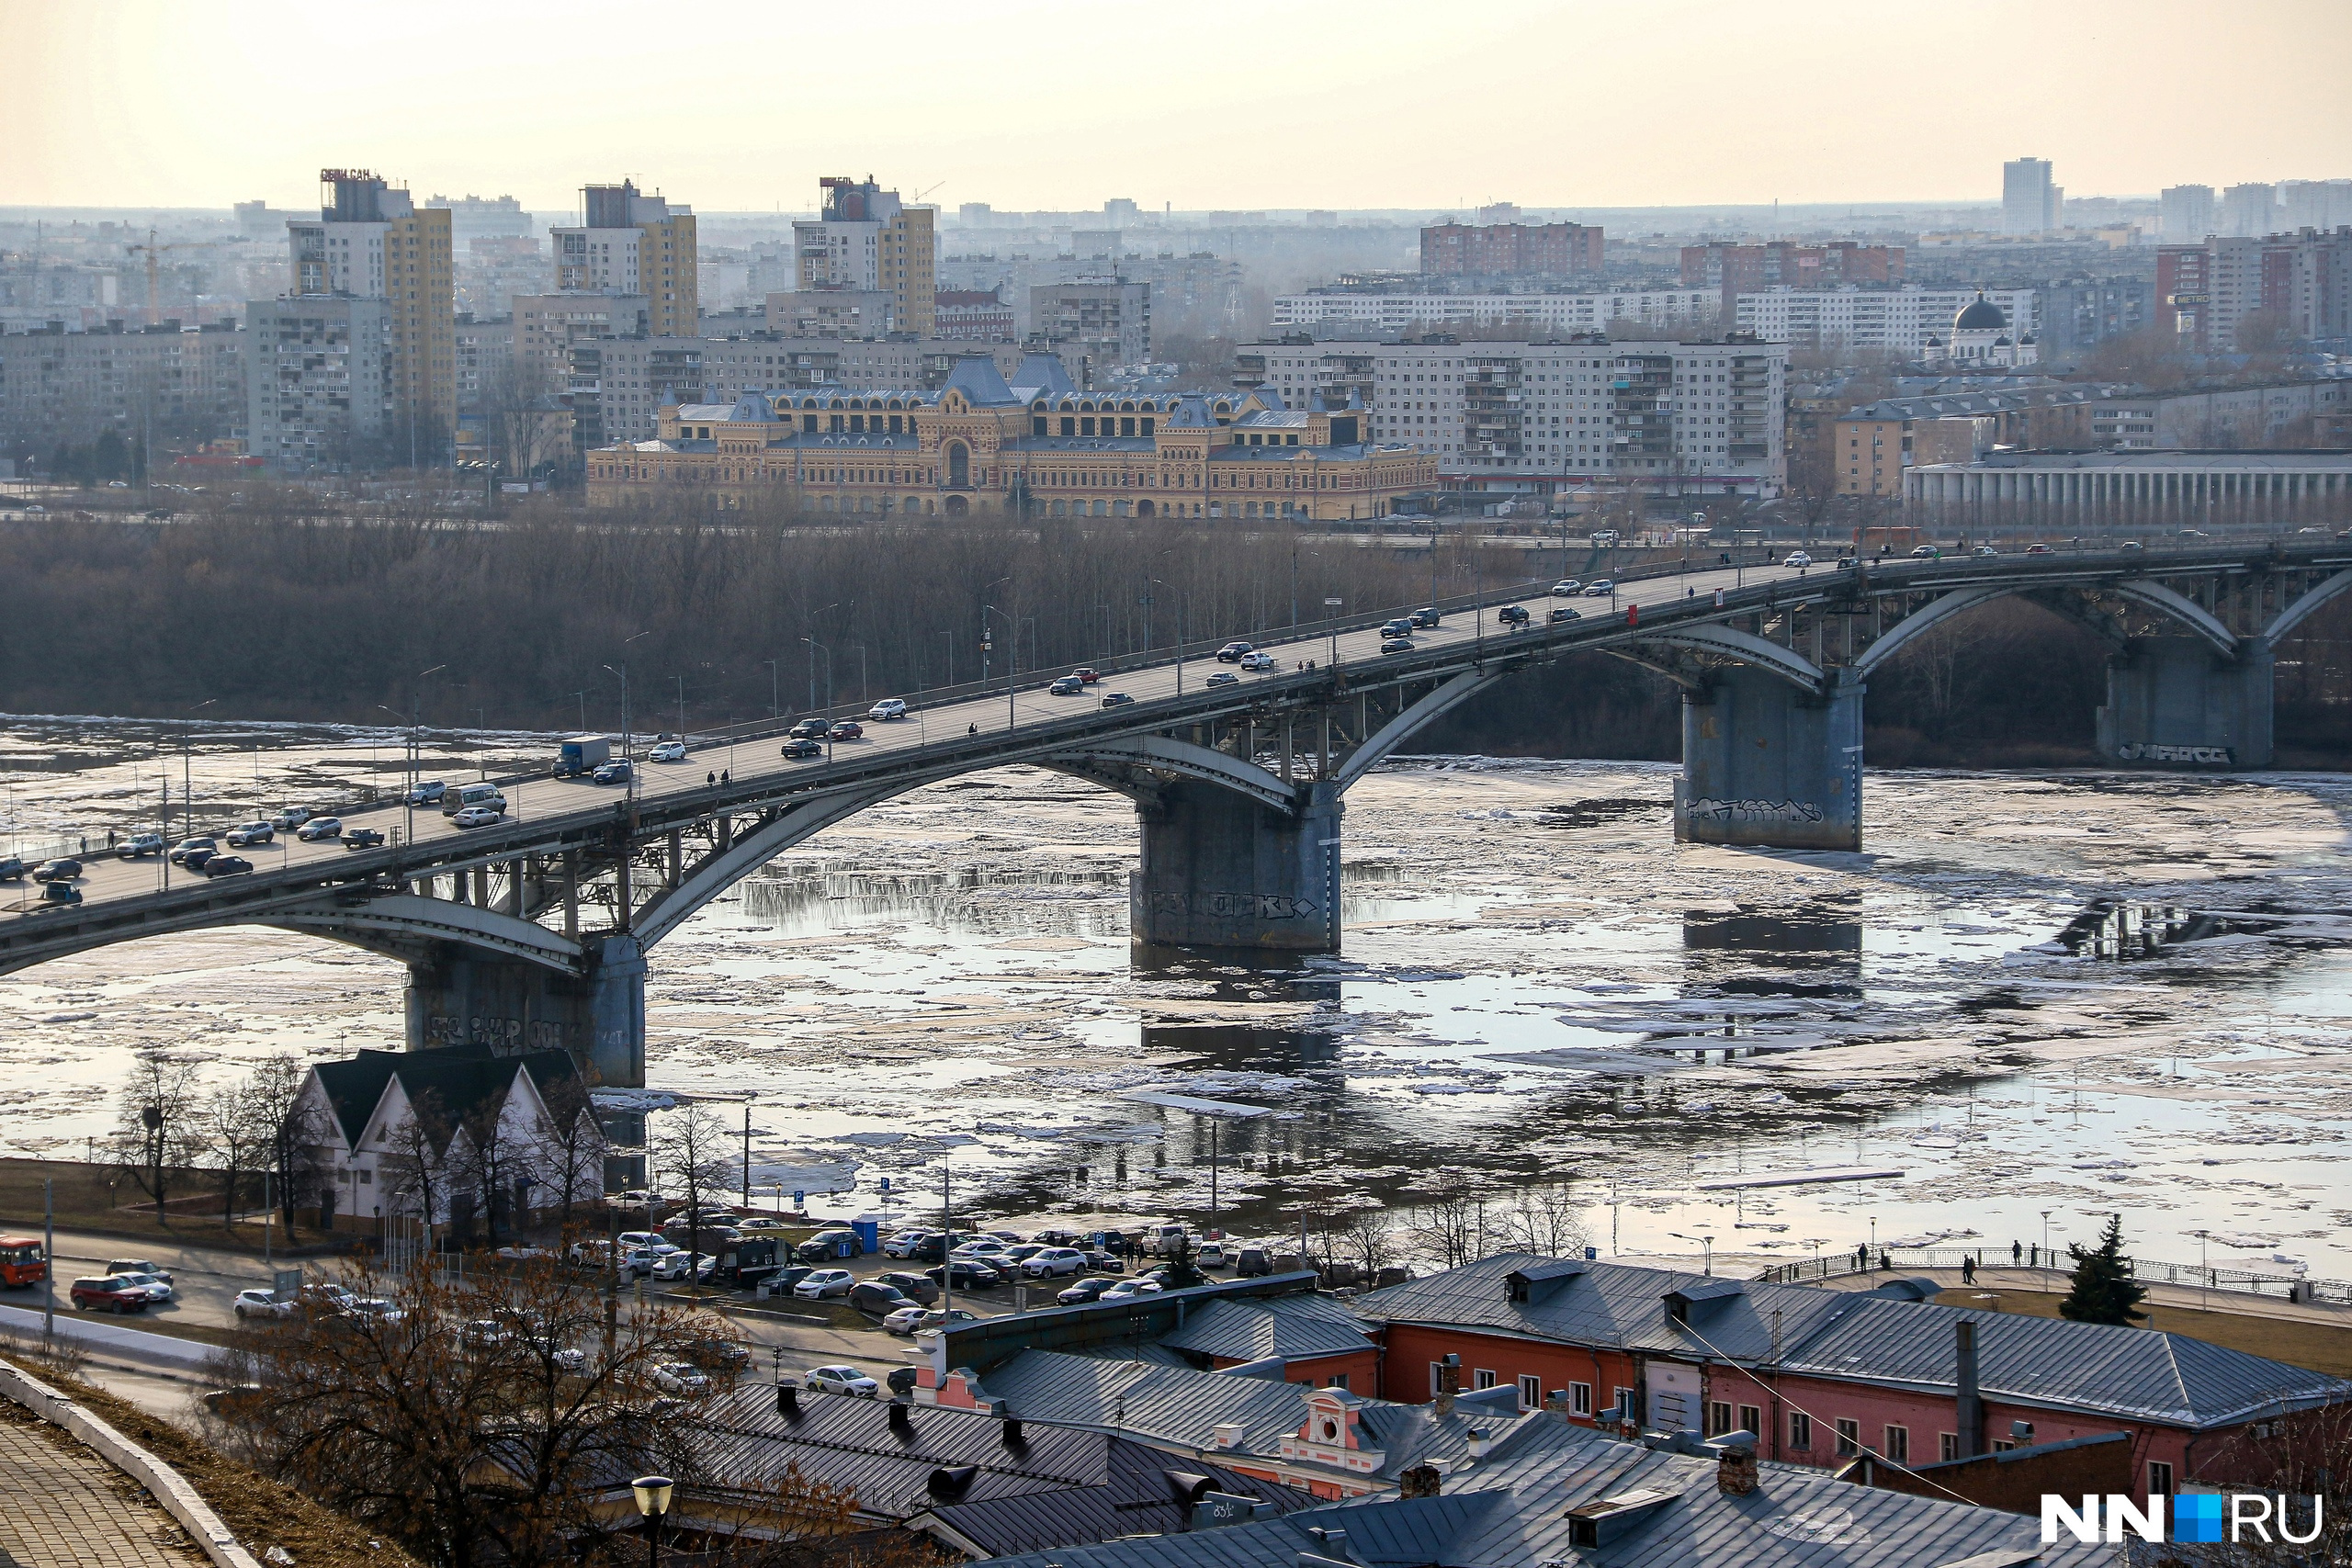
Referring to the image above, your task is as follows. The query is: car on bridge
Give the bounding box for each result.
[1072,668,1101,684]
[1049,676,1085,695]
[1580,581,1615,597]
[592,761,633,784]
[788,718,831,740]
[203,854,254,878]
[0,856,21,882]
[1380,617,1413,637]
[34,858,85,882]
[1100,692,1134,708]
[453,806,503,829]
[1973,545,1999,558]
[404,781,446,806]
[1497,604,1532,626]
[225,821,274,847]
[270,807,311,830]
[1550,581,1581,596]
[1240,651,1277,671]
[649,740,688,762]
[344,828,386,851]
[297,818,344,842]
[166,839,212,866]
[868,698,910,720]
[1216,641,1254,662]
[1379,636,1415,654]
[1409,606,1442,627]
[35,883,83,910]
[1549,606,1581,622]
[118,834,165,859]
[1206,671,1240,686]
[828,720,864,741]
[1783,551,1811,568]
[1910,544,1941,558]
[780,738,824,759]
[2023,543,2053,556]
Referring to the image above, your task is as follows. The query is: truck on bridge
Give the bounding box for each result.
[553,735,614,778]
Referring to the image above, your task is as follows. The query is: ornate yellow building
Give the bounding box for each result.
[584,354,1435,518]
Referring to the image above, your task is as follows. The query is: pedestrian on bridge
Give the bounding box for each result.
[1962,1256,1976,1285]
[707,771,716,786]
[2012,1239,2022,1265]
[967,723,977,736]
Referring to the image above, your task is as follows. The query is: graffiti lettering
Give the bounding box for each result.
[1687,798,1826,826]
[2115,742,2233,765]
[1146,891,1319,920]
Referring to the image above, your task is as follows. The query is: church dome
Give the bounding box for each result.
[1954,294,2007,332]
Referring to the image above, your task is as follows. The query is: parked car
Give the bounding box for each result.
[1234,1245,1273,1278]
[797,1228,865,1262]
[848,1280,911,1314]
[926,1260,1001,1290]
[1100,693,1135,708]
[1056,1277,1119,1305]
[886,1305,976,1335]
[805,1365,881,1398]
[781,738,824,759]
[232,1288,295,1321]
[592,760,634,785]
[788,718,831,740]
[1379,636,1414,654]
[203,854,254,878]
[344,828,385,851]
[71,1276,149,1313]
[1580,581,1616,597]
[1098,1279,1163,1301]
[1195,1240,1229,1269]
[868,699,910,721]
[828,721,864,741]
[1550,580,1581,597]
[1021,1247,1087,1279]
[34,857,85,881]
[1409,607,1442,627]
[794,1268,856,1299]
[270,807,312,830]
[1215,641,1254,662]
[873,1270,938,1305]
[1549,606,1580,622]
[117,833,166,859]
[880,1230,933,1258]
[762,1264,816,1294]
[167,839,214,865]
[651,1361,711,1395]
[681,1337,752,1371]
[1239,651,1277,671]
[650,740,687,762]
[1205,671,1240,686]
[1783,550,1812,568]
[453,806,503,829]
[297,818,344,842]
[404,782,446,806]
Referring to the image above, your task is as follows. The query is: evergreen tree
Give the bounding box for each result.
[2058,1213,2150,1325]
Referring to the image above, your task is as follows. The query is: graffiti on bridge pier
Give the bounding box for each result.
[2113,742,2234,765]
[1686,797,1827,827]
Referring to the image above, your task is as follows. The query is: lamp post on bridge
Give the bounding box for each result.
[800,638,832,759]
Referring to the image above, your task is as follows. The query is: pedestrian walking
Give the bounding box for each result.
[707,771,716,785]
[1962,1256,1975,1284]
[1856,1243,1868,1270]
[2011,1239,2022,1265]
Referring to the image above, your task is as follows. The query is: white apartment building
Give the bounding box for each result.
[1733,287,2039,355]
[1246,335,1787,493]
[246,296,390,470]
[1271,288,1713,334]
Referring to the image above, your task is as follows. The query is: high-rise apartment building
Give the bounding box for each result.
[1420,220,1604,277]
[1029,280,1151,378]
[277,169,454,467]
[2157,227,2352,350]
[247,296,391,470]
[1681,242,1904,317]
[2159,185,2216,242]
[551,180,697,337]
[2280,179,2352,231]
[2220,183,2280,238]
[793,176,935,337]
[2001,158,2059,236]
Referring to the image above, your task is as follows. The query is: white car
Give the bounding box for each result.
[1238,651,1277,671]
[1581,581,1616,597]
[651,1250,714,1282]
[109,1271,174,1303]
[617,1230,663,1250]
[1783,550,1812,568]
[1021,1247,1086,1279]
[794,1268,856,1299]
[1196,1241,1229,1269]
[806,1364,879,1397]
[888,1306,976,1336]
[232,1288,293,1320]
[649,740,687,762]
[868,698,910,721]
[296,818,344,842]
[651,1361,710,1395]
[881,1232,933,1258]
[1098,1279,1164,1301]
[452,806,503,829]
[1550,580,1581,596]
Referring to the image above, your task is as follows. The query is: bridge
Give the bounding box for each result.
[4,541,2345,1095]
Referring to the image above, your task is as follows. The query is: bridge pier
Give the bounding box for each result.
[1129,780,1341,952]
[1675,667,1865,851]
[2096,635,2273,769]
[401,932,646,1088]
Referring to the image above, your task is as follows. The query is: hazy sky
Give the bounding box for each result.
[11,0,2348,214]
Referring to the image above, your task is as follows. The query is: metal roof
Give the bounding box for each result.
[1157,1295,1375,1365]
[1351,1255,2352,1430]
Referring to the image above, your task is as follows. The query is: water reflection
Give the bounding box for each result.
[2054,899,2279,961]
[1682,900,1863,998]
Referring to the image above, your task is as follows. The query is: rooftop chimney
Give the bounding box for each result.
[1435,1354,1460,1416]
[888,1401,912,1434]
[1712,1432,1759,1496]
[1956,1320,1984,1460]
[1210,1422,1246,1450]
[1002,1414,1025,1450]
[1398,1464,1442,1500]
[775,1378,799,1416]
[1465,1428,1491,1461]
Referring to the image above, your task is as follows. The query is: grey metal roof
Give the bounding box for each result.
[978,1423,2126,1568]
[1351,1255,2352,1430]
[1158,1294,1375,1365]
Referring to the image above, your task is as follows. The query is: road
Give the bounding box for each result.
[6,557,1810,919]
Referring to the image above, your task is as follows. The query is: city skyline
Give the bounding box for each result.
[8,0,2349,214]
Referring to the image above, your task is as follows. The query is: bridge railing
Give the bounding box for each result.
[1756,1246,2350,1305]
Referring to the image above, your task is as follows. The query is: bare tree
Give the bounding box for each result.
[532,1076,606,1233]
[1337,1209,1396,1277]
[1498,1184,1589,1259]
[247,1054,327,1235]
[2190,1394,2351,1564]
[378,1088,457,1248]
[655,1103,734,1292]
[111,1050,205,1218]
[201,1078,271,1228]
[1408,1181,1484,1270]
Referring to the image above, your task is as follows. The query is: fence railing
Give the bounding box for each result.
[1755,1246,2350,1306]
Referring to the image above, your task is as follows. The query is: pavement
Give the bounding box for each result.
[5,556,1807,916]
[0,1402,207,1565]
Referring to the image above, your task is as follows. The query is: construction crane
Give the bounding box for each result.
[912,180,948,205]
[125,228,193,327]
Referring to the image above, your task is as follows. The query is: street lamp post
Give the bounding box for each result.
[1148,579,1188,693]
[763,660,779,721]
[800,639,832,758]
[1668,1231,1716,1276]
[631,1476,673,1568]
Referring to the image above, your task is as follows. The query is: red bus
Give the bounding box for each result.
[0,1236,48,1288]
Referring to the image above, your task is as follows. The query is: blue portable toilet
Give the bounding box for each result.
[851,1215,880,1255]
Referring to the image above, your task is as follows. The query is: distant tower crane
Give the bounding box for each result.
[125,228,194,326]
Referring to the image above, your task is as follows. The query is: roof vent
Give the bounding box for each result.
[926,1465,978,1499]
[1210,1422,1246,1450]
[1565,1488,1679,1548]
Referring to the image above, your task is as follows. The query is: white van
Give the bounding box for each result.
[441,782,507,817]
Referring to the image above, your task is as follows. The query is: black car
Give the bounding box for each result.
[765,1264,817,1294]
[873,1270,939,1305]
[592,760,633,784]
[1408,607,1441,628]
[780,738,824,759]
[1380,618,1413,637]
[32,858,84,882]
[344,828,386,851]
[203,854,254,877]
[1215,641,1253,663]
[1100,693,1135,709]
[169,837,216,864]
[1057,1277,1119,1306]
[181,845,218,871]
[1379,636,1414,654]
[681,1337,752,1371]
[1497,604,1531,626]
[848,1280,911,1315]
[925,1260,1002,1290]
[788,718,831,740]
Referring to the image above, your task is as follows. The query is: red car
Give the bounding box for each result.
[71,1275,149,1313]
[828,721,865,741]
[1073,668,1101,684]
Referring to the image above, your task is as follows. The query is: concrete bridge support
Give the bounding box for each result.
[2096,635,2273,769]
[1129,780,1341,952]
[1675,667,1865,852]
[401,932,646,1088]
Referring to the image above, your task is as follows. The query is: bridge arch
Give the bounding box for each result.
[2267,568,2352,641]
[1634,623,1827,694]
[1050,734,1298,814]
[266,894,587,973]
